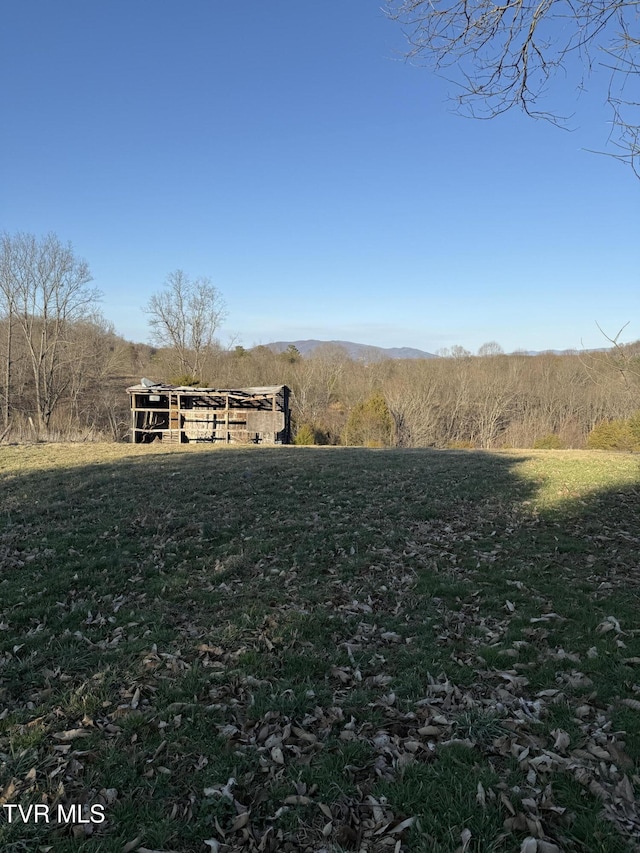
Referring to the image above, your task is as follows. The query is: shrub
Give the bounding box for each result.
[533,434,565,449]
[446,440,476,450]
[629,411,640,446]
[343,393,395,447]
[587,419,638,451]
[294,423,316,446]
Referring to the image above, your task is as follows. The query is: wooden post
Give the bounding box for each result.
[169,394,180,442]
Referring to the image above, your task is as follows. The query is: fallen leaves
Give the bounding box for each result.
[596,616,623,634]
[51,728,92,742]
[551,728,570,752]
[122,837,144,853]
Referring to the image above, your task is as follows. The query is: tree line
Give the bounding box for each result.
[1,231,638,448]
[211,341,640,450]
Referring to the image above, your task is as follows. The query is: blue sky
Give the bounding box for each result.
[2,1,638,354]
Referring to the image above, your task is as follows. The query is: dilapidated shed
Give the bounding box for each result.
[127,383,291,445]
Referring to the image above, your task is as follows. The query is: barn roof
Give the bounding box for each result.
[127,383,288,395]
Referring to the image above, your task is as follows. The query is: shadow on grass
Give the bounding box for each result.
[0,446,540,645]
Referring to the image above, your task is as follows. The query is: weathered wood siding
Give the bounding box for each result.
[127,384,291,445]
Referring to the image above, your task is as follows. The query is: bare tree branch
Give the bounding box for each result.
[387,0,640,170]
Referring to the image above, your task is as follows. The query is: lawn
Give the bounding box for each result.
[0,444,639,852]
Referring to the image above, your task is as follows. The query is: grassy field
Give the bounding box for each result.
[0,444,639,853]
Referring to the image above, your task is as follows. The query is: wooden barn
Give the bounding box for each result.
[128,382,291,445]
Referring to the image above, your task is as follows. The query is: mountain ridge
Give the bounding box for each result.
[264,340,611,359]
[266,339,437,360]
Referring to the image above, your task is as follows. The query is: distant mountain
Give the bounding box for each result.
[266,339,437,361]
[514,348,608,356]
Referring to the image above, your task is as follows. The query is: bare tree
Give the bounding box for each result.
[437,344,472,359]
[0,251,17,429]
[146,270,226,382]
[468,359,516,447]
[477,341,504,357]
[580,322,640,405]
[0,233,100,433]
[385,363,441,446]
[64,316,128,437]
[596,322,640,383]
[291,344,349,432]
[387,0,640,171]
